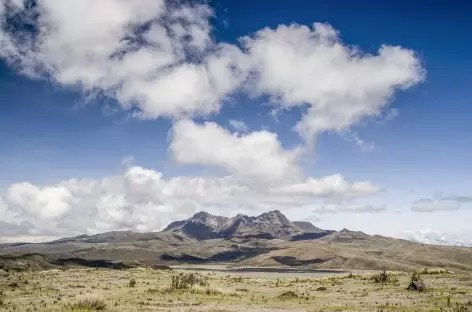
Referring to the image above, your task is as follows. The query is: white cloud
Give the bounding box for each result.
[400,229,472,247]
[170,120,302,185]
[311,203,386,214]
[1,3,423,138]
[171,120,381,193]
[0,1,427,242]
[412,194,472,212]
[228,120,249,133]
[342,131,375,151]
[241,23,424,143]
[0,165,381,241]
[272,174,380,198]
[0,0,248,118]
[7,183,72,220]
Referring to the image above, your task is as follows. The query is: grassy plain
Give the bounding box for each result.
[1,265,471,312]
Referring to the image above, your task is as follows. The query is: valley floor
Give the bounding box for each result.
[1,265,471,312]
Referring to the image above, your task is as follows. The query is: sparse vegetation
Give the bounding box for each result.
[170,273,209,290]
[277,290,299,300]
[421,268,453,275]
[0,265,471,311]
[129,278,136,287]
[407,270,426,291]
[371,269,398,284]
[410,270,423,283]
[72,295,106,310]
[188,284,223,295]
[440,302,472,312]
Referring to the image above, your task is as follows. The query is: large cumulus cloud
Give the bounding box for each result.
[0,0,426,242]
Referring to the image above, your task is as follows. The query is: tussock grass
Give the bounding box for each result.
[71,295,106,310]
[3,265,472,312]
[189,284,222,295]
[421,268,453,275]
[277,291,299,300]
[159,272,239,297]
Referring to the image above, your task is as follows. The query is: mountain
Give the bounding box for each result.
[163,210,333,240]
[1,210,472,273]
[237,229,472,272]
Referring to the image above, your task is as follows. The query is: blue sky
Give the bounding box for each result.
[0,0,471,245]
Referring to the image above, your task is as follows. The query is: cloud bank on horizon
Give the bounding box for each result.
[0,0,469,245]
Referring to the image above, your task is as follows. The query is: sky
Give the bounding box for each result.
[0,0,471,245]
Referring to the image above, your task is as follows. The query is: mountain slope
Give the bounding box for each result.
[236,229,472,272]
[2,211,472,273]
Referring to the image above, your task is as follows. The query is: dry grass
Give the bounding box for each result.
[0,265,471,312]
[277,290,299,300]
[421,268,454,275]
[189,284,223,295]
[71,294,106,310]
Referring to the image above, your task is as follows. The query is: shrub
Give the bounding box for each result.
[170,273,209,290]
[129,278,136,288]
[72,295,106,311]
[410,270,422,283]
[316,286,327,291]
[372,269,394,283]
[278,291,299,300]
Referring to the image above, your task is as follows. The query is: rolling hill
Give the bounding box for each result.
[1,210,472,272]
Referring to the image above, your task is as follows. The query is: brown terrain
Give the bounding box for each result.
[1,210,472,273]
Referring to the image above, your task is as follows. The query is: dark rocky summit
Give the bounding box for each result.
[163,210,332,241]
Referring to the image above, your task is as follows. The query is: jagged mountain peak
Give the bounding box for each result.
[257,210,290,223]
[192,211,211,219]
[163,210,333,241]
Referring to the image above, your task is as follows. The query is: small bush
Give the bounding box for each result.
[410,270,422,283]
[72,295,106,311]
[129,278,136,287]
[170,273,209,290]
[316,286,327,291]
[278,291,299,300]
[371,270,397,284]
[162,273,228,296]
